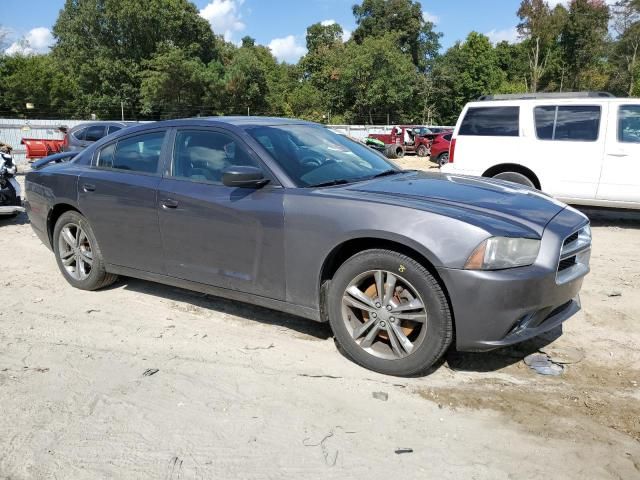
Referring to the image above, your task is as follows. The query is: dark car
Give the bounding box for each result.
[25,117,591,376]
[30,151,78,170]
[62,121,137,152]
[430,132,452,167]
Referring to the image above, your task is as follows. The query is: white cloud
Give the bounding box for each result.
[5,27,54,55]
[547,0,616,6]
[342,29,352,42]
[486,27,520,45]
[268,35,307,63]
[423,11,439,25]
[199,0,245,42]
[321,19,336,26]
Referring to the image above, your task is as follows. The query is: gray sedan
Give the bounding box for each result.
[24,117,591,376]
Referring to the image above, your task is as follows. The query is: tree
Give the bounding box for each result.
[561,0,610,90]
[610,0,640,95]
[224,45,270,114]
[336,33,418,123]
[517,0,568,92]
[306,22,343,53]
[432,33,505,124]
[140,43,208,118]
[352,0,441,71]
[51,0,220,117]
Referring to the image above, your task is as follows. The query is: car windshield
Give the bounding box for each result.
[246,124,399,187]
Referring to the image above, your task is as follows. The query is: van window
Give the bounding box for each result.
[618,105,640,143]
[458,107,519,137]
[535,105,600,141]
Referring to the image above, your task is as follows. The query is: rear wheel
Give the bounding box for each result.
[417,145,429,157]
[492,171,536,188]
[53,211,118,290]
[437,152,449,167]
[327,249,453,376]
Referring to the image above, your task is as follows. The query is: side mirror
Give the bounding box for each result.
[222,165,269,188]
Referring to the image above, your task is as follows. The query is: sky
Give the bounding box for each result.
[0,0,580,62]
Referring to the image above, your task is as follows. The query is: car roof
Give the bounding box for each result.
[70,121,137,130]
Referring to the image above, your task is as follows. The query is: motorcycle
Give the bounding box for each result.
[0,143,24,218]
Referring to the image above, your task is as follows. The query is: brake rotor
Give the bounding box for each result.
[362,283,415,339]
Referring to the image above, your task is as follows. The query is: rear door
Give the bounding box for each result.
[530,103,606,199]
[597,103,640,204]
[78,129,169,273]
[157,127,286,300]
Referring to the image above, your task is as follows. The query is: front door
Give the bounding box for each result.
[597,103,640,204]
[157,128,286,300]
[78,130,168,273]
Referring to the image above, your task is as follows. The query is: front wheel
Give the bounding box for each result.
[327,249,453,376]
[53,211,118,290]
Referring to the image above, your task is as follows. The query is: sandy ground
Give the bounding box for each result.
[1,165,639,479]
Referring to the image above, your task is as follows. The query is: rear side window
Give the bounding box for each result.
[108,125,122,135]
[535,105,601,141]
[443,133,452,141]
[459,107,520,136]
[618,105,640,143]
[98,131,165,174]
[73,127,87,141]
[85,125,106,142]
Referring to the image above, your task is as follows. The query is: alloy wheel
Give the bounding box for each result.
[58,222,93,280]
[341,270,428,360]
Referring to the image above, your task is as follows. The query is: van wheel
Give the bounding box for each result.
[492,171,535,188]
[327,249,453,376]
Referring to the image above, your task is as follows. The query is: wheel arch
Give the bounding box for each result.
[482,163,541,189]
[47,203,83,248]
[318,237,455,333]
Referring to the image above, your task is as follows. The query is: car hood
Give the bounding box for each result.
[343,171,567,236]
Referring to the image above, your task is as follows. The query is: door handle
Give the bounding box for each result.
[82,183,96,192]
[161,199,179,209]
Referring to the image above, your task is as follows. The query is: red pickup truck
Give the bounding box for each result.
[367,126,436,158]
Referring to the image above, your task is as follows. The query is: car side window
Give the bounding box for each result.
[73,127,87,141]
[535,105,601,141]
[171,130,257,184]
[97,131,165,174]
[618,105,640,143]
[85,125,106,142]
[107,125,122,135]
[458,107,520,137]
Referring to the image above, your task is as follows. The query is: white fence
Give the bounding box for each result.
[0,118,454,164]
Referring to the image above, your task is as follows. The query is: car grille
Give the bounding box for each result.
[556,225,591,284]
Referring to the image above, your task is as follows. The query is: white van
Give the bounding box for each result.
[441,92,640,209]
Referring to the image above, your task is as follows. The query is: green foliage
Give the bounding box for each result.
[0,0,636,125]
[352,0,441,71]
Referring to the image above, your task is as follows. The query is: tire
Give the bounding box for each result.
[395,146,405,158]
[492,171,536,188]
[437,152,449,167]
[417,145,429,157]
[327,249,453,376]
[384,145,398,159]
[53,211,118,290]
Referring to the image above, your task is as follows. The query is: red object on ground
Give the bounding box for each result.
[448,137,456,163]
[21,138,65,160]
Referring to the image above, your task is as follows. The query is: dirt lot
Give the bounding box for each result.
[1,165,639,479]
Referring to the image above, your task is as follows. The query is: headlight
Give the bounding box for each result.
[465,237,541,270]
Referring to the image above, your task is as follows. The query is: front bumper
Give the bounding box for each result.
[437,207,590,352]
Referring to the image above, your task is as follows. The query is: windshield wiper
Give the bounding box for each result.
[367,169,404,180]
[308,179,352,188]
